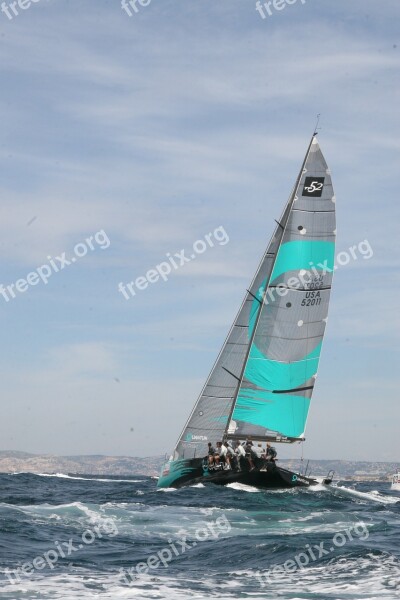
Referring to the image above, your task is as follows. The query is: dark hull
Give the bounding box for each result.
[157,457,331,489]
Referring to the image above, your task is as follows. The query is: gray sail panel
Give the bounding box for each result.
[253,287,331,362]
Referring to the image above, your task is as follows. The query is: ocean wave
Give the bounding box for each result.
[0,501,121,530]
[1,553,399,600]
[225,482,261,493]
[1,475,399,600]
[330,484,400,505]
[10,472,141,483]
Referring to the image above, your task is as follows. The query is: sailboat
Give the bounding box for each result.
[157,134,336,489]
[391,473,400,491]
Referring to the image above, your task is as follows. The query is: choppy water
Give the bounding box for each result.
[0,473,399,599]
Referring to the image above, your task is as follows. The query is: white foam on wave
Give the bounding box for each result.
[12,472,142,483]
[198,506,244,514]
[0,500,122,530]
[279,511,326,523]
[330,484,400,505]
[1,553,399,600]
[101,502,145,509]
[226,482,260,493]
[232,552,400,595]
[1,500,88,513]
[310,482,331,491]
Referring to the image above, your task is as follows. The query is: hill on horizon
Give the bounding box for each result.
[0,450,398,480]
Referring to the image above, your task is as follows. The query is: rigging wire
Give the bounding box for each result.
[314,113,322,135]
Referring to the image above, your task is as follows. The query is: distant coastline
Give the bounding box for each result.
[0,450,164,478]
[0,451,398,481]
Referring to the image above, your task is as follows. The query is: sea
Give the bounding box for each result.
[0,473,399,599]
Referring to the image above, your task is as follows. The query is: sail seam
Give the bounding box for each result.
[292,209,335,213]
[268,285,331,291]
[254,334,324,342]
[273,386,314,394]
[202,395,235,399]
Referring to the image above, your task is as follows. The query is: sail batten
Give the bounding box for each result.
[174,136,335,458]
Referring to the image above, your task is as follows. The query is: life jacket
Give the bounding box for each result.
[268,446,277,458]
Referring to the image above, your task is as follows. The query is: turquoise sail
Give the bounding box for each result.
[229,136,336,441]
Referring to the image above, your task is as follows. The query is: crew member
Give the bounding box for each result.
[207,442,216,467]
[216,441,229,468]
[244,439,255,471]
[225,441,236,468]
[235,441,245,471]
[266,443,277,463]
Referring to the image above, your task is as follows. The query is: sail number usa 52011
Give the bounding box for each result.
[301,291,322,307]
[300,274,326,307]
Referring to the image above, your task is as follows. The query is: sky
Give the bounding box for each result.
[0,0,399,462]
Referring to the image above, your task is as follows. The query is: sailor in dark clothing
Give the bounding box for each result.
[244,439,255,471]
[207,442,216,467]
[266,443,277,462]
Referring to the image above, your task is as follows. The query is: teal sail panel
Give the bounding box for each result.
[245,341,322,391]
[233,390,310,439]
[270,240,334,282]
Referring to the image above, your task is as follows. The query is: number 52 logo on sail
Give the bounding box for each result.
[302,176,325,197]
